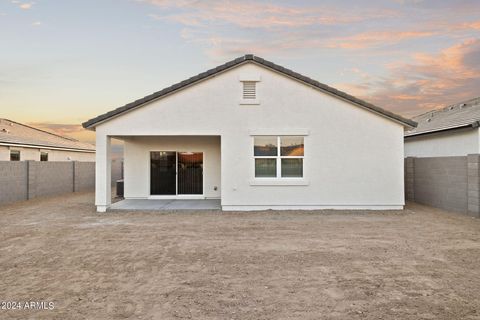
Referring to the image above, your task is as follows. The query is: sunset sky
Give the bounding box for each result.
[1,0,479,143]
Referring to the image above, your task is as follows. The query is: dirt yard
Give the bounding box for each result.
[1,193,480,320]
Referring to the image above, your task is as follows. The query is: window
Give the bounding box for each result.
[40,152,48,161]
[10,150,20,161]
[254,136,304,178]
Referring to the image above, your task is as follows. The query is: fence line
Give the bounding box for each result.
[0,160,123,205]
[405,154,480,217]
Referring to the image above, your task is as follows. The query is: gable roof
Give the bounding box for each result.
[0,119,95,152]
[82,54,416,129]
[405,97,480,137]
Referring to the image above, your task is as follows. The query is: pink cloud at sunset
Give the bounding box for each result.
[336,38,480,116]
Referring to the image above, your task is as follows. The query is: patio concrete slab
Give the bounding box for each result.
[110,199,221,210]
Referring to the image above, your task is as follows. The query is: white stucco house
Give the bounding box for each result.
[405,97,480,157]
[0,118,95,162]
[83,54,416,212]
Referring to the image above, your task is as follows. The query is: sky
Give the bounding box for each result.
[1,0,479,143]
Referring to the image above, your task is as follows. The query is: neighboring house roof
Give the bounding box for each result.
[0,119,95,152]
[82,54,416,129]
[405,97,480,137]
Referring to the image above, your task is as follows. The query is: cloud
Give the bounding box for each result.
[393,0,425,4]
[19,3,34,10]
[337,39,480,116]
[141,0,480,62]
[32,21,41,26]
[326,31,435,49]
[143,0,388,28]
[11,1,34,10]
[456,21,480,31]
[142,0,479,117]
[142,0,406,60]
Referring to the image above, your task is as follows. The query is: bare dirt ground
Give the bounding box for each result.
[1,193,480,320]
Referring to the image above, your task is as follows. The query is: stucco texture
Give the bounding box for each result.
[95,62,405,210]
[0,145,95,161]
[405,127,480,157]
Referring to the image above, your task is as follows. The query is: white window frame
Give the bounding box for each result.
[251,136,308,185]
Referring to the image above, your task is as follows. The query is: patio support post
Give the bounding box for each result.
[96,134,111,212]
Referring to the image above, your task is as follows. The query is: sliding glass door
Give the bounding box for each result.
[178,152,203,194]
[150,151,203,196]
[150,151,177,195]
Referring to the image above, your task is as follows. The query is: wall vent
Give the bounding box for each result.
[242,81,256,100]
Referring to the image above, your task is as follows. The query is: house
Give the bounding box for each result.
[403,97,480,216]
[405,97,480,157]
[0,118,95,161]
[82,54,416,212]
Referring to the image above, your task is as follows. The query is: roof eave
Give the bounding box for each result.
[404,122,479,138]
[0,141,95,152]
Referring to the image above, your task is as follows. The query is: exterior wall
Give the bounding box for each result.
[0,161,97,205]
[0,146,9,161]
[405,155,480,217]
[0,161,28,204]
[0,145,95,161]
[406,156,467,213]
[405,128,479,157]
[0,160,122,206]
[74,162,96,191]
[19,147,39,160]
[95,62,406,210]
[123,136,221,199]
[467,154,480,216]
[44,149,95,161]
[28,162,74,198]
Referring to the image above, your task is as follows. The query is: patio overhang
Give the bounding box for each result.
[95,135,222,212]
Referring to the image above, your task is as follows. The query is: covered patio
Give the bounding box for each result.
[95,135,221,212]
[110,199,221,211]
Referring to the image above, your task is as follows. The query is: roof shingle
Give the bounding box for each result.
[0,119,95,151]
[405,97,480,137]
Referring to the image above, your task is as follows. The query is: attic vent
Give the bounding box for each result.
[242,81,256,100]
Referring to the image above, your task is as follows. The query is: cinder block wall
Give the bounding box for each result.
[0,162,28,204]
[0,160,124,205]
[0,161,95,205]
[29,162,74,198]
[74,162,96,191]
[405,155,480,217]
